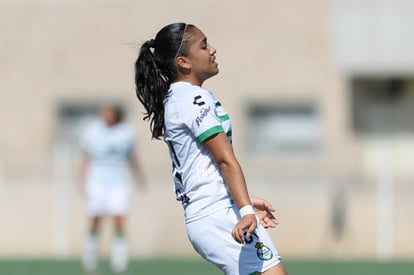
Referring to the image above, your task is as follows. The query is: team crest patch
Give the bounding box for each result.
[255,242,273,261]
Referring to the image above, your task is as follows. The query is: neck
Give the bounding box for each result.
[174,75,204,87]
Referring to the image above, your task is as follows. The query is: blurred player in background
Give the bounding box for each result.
[134,23,288,275]
[78,104,145,274]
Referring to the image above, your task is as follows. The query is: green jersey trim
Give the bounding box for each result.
[197,125,224,143]
[219,114,230,121]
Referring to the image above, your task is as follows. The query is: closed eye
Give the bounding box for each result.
[201,37,208,49]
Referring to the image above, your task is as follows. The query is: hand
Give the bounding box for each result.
[250,196,279,229]
[231,214,257,244]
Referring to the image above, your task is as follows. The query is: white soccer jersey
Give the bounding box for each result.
[82,121,134,185]
[164,81,233,223]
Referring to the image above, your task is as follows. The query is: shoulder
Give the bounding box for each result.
[84,121,104,137]
[115,123,135,137]
[81,121,103,149]
[165,82,217,122]
[176,86,215,106]
[169,82,213,101]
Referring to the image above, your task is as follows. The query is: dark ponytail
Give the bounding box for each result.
[134,23,194,139]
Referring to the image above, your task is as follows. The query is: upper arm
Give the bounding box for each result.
[203,132,237,166]
[128,149,138,166]
[81,152,91,166]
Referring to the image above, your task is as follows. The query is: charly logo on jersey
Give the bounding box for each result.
[255,242,273,261]
[193,95,205,106]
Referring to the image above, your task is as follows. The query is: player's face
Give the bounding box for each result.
[100,106,118,126]
[185,28,219,85]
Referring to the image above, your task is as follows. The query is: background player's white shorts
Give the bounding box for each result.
[186,204,281,275]
[86,182,130,217]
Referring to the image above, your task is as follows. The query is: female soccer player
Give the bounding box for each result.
[78,104,145,274]
[134,23,288,275]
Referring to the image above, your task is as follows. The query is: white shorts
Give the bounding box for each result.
[186,204,281,275]
[86,182,130,217]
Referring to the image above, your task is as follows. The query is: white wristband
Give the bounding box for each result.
[239,205,255,217]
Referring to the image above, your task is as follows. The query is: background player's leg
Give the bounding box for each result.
[110,215,128,274]
[82,216,101,273]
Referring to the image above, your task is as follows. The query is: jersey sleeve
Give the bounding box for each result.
[80,126,94,154]
[184,89,224,143]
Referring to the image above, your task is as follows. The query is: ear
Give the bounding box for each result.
[176,56,191,70]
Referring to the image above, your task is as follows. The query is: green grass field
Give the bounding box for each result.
[0,258,413,275]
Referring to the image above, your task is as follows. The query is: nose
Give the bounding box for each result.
[209,44,216,55]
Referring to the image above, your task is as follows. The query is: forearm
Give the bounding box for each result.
[219,159,251,210]
[221,157,257,243]
[204,133,253,210]
[128,154,146,186]
[78,154,91,189]
[78,162,87,183]
[204,133,257,243]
